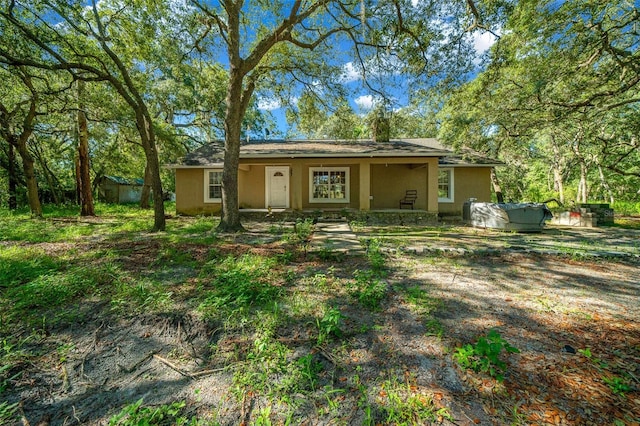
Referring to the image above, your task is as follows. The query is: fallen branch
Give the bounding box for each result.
[152,354,228,379]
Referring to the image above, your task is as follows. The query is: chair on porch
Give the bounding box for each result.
[399,190,418,209]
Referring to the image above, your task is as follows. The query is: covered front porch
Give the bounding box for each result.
[239,157,441,213]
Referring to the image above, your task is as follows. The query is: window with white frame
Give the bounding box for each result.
[438,168,454,202]
[204,169,223,202]
[309,167,349,203]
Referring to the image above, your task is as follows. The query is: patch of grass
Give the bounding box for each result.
[0,246,63,287]
[4,264,116,327]
[109,398,197,425]
[378,376,452,425]
[198,254,282,318]
[0,401,19,425]
[350,270,387,310]
[402,285,442,317]
[111,277,174,314]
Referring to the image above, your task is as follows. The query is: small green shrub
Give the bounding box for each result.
[454,329,520,382]
[364,238,385,272]
[603,376,632,397]
[350,270,387,310]
[317,307,344,345]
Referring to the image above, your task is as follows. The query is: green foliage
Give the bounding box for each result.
[296,354,323,391]
[603,376,632,397]
[316,307,344,345]
[454,330,520,382]
[109,399,198,425]
[363,238,385,272]
[111,278,173,314]
[198,254,282,316]
[579,347,633,397]
[0,246,62,287]
[0,401,19,425]
[380,380,453,425]
[317,246,344,262]
[350,270,387,311]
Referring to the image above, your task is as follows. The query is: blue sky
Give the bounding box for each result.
[257,29,498,136]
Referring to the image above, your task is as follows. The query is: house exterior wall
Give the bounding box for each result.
[174,157,481,216]
[370,163,428,210]
[238,165,266,208]
[438,167,492,214]
[175,168,221,215]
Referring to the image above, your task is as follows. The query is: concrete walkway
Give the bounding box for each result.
[310,221,365,255]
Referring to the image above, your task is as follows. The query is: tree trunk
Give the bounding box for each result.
[218,69,246,233]
[597,163,614,204]
[140,162,152,209]
[577,161,588,203]
[77,80,95,216]
[8,141,17,209]
[13,135,42,217]
[550,135,565,205]
[135,109,165,231]
[491,168,504,203]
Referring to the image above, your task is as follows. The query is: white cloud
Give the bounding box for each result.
[354,95,375,110]
[339,62,361,83]
[472,31,497,55]
[257,97,281,111]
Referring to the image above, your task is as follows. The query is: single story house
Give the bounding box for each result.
[169,138,501,217]
[96,175,145,204]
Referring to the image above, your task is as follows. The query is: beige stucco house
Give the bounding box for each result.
[169,138,501,217]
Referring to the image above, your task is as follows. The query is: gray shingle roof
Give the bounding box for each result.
[177,138,502,167]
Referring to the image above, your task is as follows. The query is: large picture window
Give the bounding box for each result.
[438,168,454,203]
[204,169,223,202]
[309,167,350,203]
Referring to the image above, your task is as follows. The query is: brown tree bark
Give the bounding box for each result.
[140,162,152,209]
[491,168,504,203]
[550,135,565,205]
[12,134,42,216]
[135,109,165,231]
[77,80,95,216]
[219,66,246,232]
[0,72,42,217]
[8,142,17,209]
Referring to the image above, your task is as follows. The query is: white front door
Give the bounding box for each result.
[266,166,290,208]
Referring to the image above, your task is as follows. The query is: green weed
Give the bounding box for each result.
[108,398,198,425]
[363,238,385,272]
[603,376,632,397]
[454,329,520,382]
[111,278,173,313]
[350,270,387,310]
[379,379,452,425]
[317,246,344,262]
[198,254,282,317]
[317,307,344,345]
[0,401,19,425]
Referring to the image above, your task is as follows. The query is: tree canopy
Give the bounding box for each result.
[0,0,638,224]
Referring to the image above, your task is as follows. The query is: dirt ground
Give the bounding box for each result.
[4,223,640,425]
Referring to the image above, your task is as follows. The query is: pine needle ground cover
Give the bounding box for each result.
[1,205,638,425]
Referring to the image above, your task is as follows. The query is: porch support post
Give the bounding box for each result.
[427,159,439,212]
[291,162,303,210]
[359,160,371,210]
